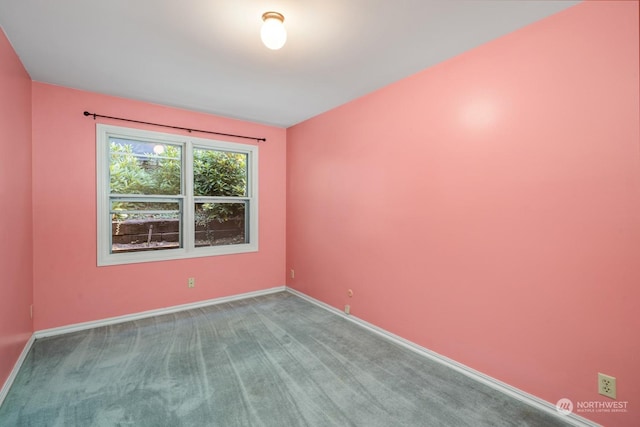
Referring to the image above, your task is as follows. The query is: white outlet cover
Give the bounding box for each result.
[598,373,616,399]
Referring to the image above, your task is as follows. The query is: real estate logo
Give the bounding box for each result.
[556,398,629,416]
[556,398,574,415]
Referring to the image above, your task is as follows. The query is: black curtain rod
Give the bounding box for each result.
[83,111,266,142]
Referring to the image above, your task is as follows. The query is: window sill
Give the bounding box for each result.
[97,243,258,266]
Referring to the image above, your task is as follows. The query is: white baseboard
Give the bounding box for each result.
[286,287,600,427]
[35,286,286,339]
[0,334,35,407]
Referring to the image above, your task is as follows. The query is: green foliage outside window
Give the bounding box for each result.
[109,142,247,225]
[110,143,181,195]
[193,148,246,197]
[193,148,247,227]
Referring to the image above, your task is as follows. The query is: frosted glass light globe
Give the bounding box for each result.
[261,12,286,50]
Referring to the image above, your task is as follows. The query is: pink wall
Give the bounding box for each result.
[287,2,639,426]
[31,83,286,330]
[0,30,33,386]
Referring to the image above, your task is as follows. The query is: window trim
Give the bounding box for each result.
[96,124,258,266]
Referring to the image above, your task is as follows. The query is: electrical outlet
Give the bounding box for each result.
[344,304,350,315]
[598,373,616,399]
[188,277,195,288]
[290,269,295,279]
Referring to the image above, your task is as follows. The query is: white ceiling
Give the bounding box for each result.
[0,0,579,128]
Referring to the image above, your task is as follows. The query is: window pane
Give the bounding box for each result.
[111,200,181,212]
[193,148,247,197]
[111,201,181,253]
[109,137,182,195]
[195,202,247,247]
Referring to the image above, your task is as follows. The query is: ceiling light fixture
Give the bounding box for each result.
[261,11,286,50]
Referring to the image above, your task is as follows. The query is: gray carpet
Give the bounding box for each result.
[0,291,571,426]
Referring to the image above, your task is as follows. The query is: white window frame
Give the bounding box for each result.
[96,124,258,266]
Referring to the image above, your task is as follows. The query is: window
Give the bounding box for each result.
[97,124,258,266]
